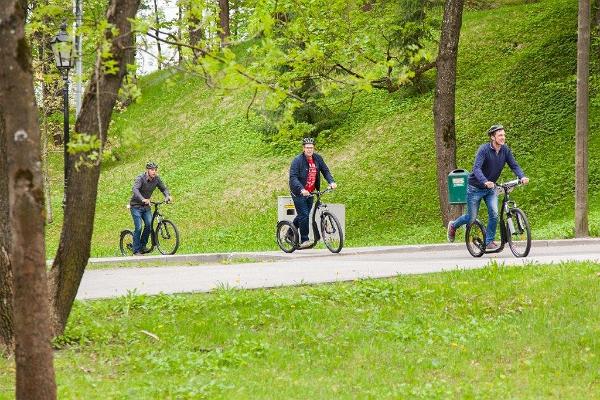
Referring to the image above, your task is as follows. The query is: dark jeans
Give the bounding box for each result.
[131,206,152,253]
[453,184,499,245]
[292,195,314,242]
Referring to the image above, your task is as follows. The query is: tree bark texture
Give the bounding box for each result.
[219,0,230,47]
[433,0,464,226]
[0,104,14,353]
[48,0,141,335]
[575,0,590,237]
[0,1,57,398]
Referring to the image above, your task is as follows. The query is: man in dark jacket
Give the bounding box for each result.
[130,162,172,255]
[289,137,337,247]
[447,125,529,249]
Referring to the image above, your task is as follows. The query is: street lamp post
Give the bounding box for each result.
[50,23,74,204]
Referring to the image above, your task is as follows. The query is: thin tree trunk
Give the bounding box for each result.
[48,0,141,336]
[433,0,464,226]
[153,0,162,69]
[575,0,590,237]
[188,1,204,61]
[218,0,230,47]
[0,1,57,398]
[178,5,183,64]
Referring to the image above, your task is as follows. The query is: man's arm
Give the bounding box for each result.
[472,147,488,185]
[318,154,335,185]
[289,157,305,195]
[505,147,525,180]
[157,177,171,200]
[132,175,146,202]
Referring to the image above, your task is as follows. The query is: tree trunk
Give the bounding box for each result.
[0,110,13,354]
[188,3,204,61]
[0,1,57,398]
[153,0,163,69]
[48,0,141,336]
[433,0,464,226]
[218,0,230,47]
[575,0,590,237]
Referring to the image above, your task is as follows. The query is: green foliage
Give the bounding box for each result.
[237,0,440,141]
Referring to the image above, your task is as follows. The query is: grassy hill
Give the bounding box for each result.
[44,0,600,257]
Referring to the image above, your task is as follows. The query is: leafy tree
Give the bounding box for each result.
[237,0,439,142]
[47,0,142,335]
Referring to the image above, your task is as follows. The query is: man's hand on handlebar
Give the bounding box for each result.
[484,181,495,189]
[520,177,529,185]
[301,189,311,197]
[166,196,173,204]
[142,198,151,205]
[329,182,337,190]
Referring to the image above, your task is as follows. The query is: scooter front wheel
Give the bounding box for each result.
[276,221,298,253]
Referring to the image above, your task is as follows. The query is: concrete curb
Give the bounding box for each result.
[82,238,600,266]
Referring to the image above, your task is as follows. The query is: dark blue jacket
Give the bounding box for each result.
[468,143,525,189]
[289,152,335,196]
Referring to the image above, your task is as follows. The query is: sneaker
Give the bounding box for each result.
[285,229,294,244]
[486,241,499,250]
[447,220,456,243]
[299,240,312,248]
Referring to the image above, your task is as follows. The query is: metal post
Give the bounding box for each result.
[74,0,83,116]
[62,70,69,203]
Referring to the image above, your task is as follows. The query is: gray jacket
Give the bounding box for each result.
[129,172,170,208]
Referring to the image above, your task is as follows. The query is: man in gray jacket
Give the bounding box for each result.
[130,162,172,255]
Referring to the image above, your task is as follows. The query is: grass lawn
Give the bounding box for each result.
[2,261,599,399]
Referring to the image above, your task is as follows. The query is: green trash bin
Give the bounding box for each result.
[447,169,470,204]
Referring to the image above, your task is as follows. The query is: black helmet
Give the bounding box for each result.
[487,124,504,136]
[146,161,158,169]
[302,137,315,145]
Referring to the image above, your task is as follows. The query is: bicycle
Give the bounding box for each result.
[119,201,180,256]
[276,188,344,253]
[465,179,531,258]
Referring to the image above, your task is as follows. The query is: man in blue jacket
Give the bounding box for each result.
[289,137,337,248]
[447,125,529,249]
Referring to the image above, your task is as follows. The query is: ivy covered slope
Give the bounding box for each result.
[45,0,600,257]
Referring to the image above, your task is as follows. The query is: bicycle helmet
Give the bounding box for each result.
[146,161,158,169]
[487,124,504,136]
[302,137,315,145]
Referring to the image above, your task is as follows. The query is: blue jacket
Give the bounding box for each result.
[289,152,335,196]
[468,143,525,189]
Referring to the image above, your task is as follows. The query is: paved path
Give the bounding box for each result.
[77,239,600,300]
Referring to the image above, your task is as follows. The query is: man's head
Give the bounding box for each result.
[146,161,158,178]
[302,137,315,157]
[487,124,506,146]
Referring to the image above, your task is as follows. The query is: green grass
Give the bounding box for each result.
[2,261,600,398]
[41,0,600,258]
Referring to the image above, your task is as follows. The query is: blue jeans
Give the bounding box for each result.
[292,195,314,243]
[452,185,498,245]
[131,206,152,253]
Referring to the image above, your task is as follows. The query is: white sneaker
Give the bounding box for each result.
[299,240,312,248]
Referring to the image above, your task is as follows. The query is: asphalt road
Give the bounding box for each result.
[76,239,600,300]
